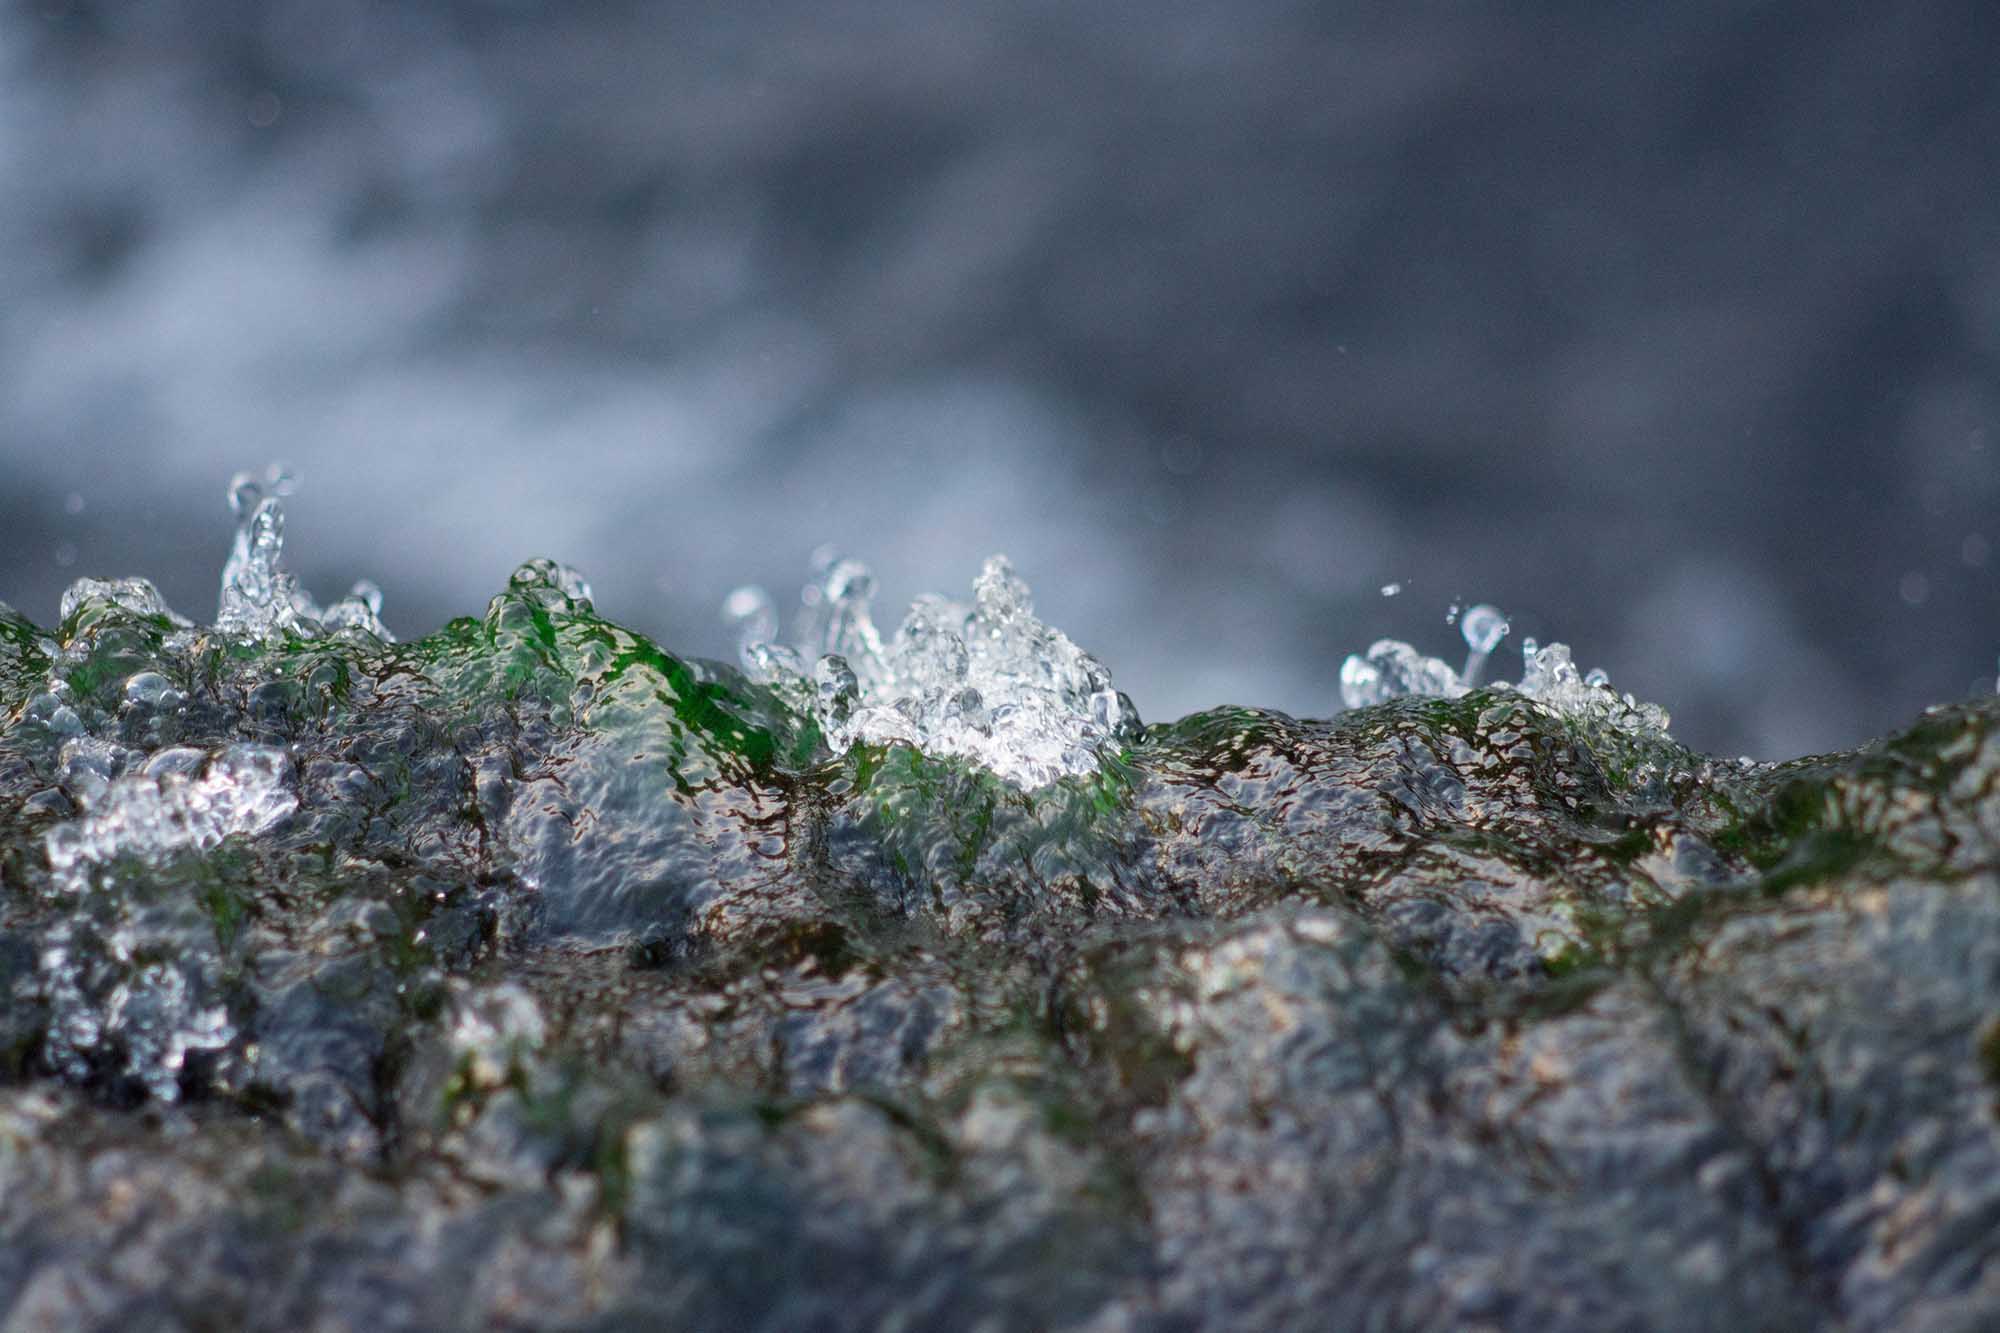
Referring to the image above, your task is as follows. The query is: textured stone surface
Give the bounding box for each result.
[3,569,1999,1329]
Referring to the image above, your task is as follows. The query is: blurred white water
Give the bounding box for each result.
[2,1,1996,759]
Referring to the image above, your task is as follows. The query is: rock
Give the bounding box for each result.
[2,559,1998,1329]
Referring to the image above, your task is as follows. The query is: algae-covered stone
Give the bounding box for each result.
[2,556,1998,1330]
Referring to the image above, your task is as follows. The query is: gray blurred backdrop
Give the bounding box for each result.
[2,0,1997,759]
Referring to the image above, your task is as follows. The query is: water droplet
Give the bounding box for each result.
[63,492,85,515]
[1963,534,1990,568]
[1379,583,1403,598]
[1460,605,1509,655]
[1899,571,1931,607]
[724,585,778,649]
[227,471,262,519]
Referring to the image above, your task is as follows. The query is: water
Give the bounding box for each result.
[217,466,394,641]
[6,3,1997,766]
[1338,599,1670,735]
[729,551,1141,789]
[1,472,1999,1328]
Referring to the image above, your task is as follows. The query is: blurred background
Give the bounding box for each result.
[1,0,1996,759]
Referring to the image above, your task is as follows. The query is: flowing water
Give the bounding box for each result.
[2,476,1999,1329]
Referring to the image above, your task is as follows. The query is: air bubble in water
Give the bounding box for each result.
[1380,583,1403,598]
[123,672,173,707]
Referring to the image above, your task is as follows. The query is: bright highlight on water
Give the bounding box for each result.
[727,551,1144,790]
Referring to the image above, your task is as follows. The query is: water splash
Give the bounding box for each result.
[216,464,393,640]
[38,743,296,1100]
[1458,603,1509,687]
[1340,601,1669,734]
[727,553,1142,788]
[44,743,299,888]
[26,468,384,1100]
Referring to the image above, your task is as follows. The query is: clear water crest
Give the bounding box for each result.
[1339,601,1670,734]
[727,553,1142,788]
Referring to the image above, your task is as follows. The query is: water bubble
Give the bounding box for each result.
[1380,583,1403,598]
[123,672,173,707]
[1445,602,1461,626]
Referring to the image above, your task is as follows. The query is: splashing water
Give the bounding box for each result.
[217,464,393,640]
[37,743,296,1100]
[1340,601,1670,734]
[44,743,299,889]
[727,553,1142,788]
[27,466,385,1100]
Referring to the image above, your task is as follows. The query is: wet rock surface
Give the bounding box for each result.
[3,564,2000,1330]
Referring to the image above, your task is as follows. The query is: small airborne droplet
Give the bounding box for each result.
[227,471,261,520]
[1460,605,1509,655]
[1380,583,1403,598]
